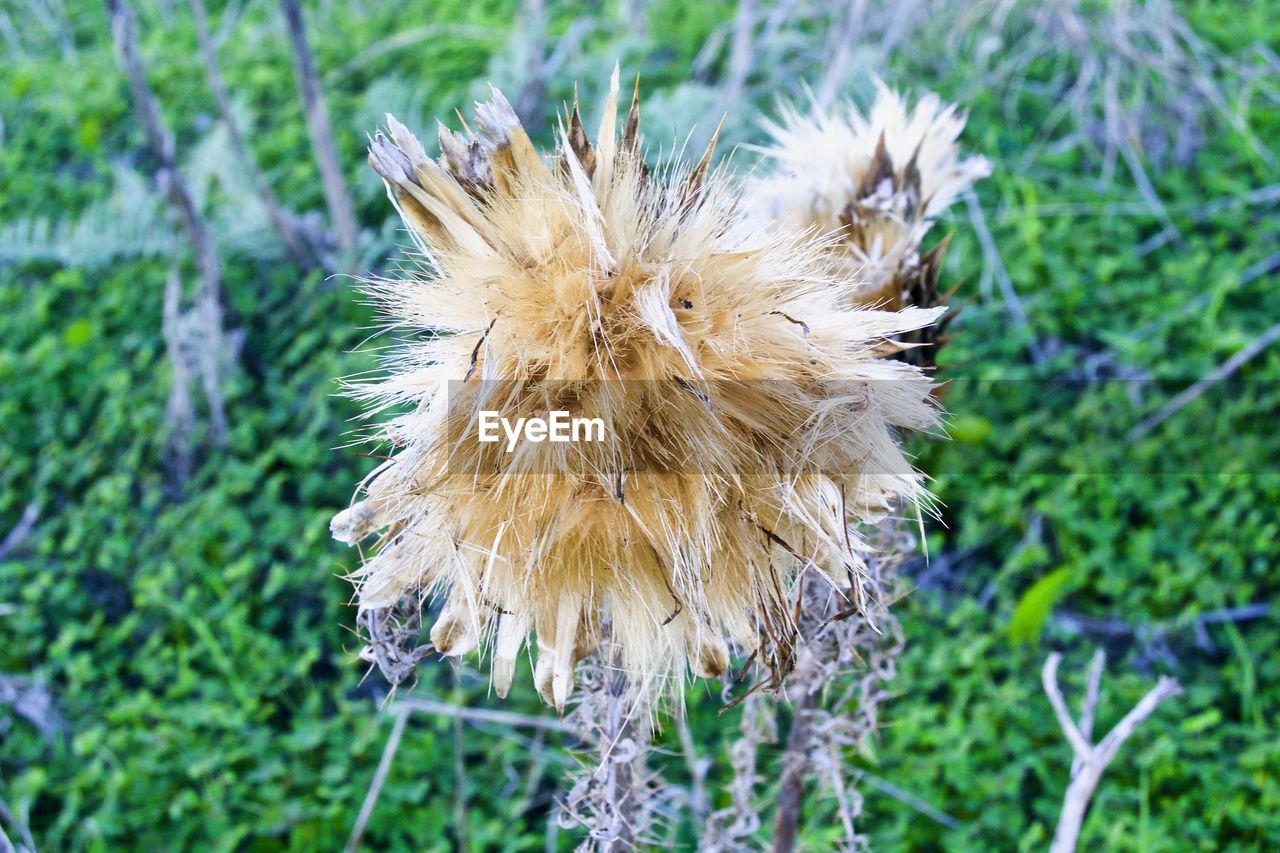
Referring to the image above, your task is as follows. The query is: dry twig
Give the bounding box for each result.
[107,0,230,491]
[107,0,222,322]
[854,771,959,829]
[0,674,60,742]
[559,647,660,851]
[0,502,39,561]
[815,0,867,111]
[1042,651,1181,853]
[770,688,820,853]
[161,267,196,488]
[190,0,318,268]
[1055,602,1270,671]
[702,692,774,851]
[677,713,711,825]
[1127,318,1280,442]
[345,706,409,853]
[355,605,434,688]
[345,694,566,850]
[963,190,1048,364]
[722,0,756,105]
[0,792,37,853]
[281,0,357,257]
[396,697,567,733]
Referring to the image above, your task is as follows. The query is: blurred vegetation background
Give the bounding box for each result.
[1,0,1277,849]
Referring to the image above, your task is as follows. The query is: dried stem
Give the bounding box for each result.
[815,0,864,110]
[770,688,820,853]
[963,189,1047,364]
[0,501,39,561]
[1127,319,1280,442]
[1042,652,1181,853]
[452,675,469,850]
[560,645,658,851]
[189,0,317,268]
[854,771,958,829]
[513,0,547,124]
[677,712,711,824]
[345,706,409,853]
[396,697,566,733]
[107,0,229,489]
[0,793,37,853]
[280,0,358,257]
[161,266,195,488]
[703,691,773,851]
[722,0,756,105]
[107,0,222,315]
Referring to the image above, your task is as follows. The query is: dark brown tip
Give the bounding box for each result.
[857,131,896,201]
[565,101,596,178]
[624,74,642,155]
[902,140,924,215]
[683,115,725,210]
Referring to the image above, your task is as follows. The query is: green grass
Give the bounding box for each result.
[1,0,1277,849]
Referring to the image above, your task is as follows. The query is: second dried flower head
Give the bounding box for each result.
[754,80,991,365]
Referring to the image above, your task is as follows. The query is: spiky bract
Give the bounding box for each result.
[332,71,942,710]
[753,81,990,364]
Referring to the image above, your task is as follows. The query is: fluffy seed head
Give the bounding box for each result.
[753,80,991,336]
[333,70,943,710]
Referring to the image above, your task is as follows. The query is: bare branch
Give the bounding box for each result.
[345,692,568,851]
[345,707,410,853]
[677,712,710,824]
[855,771,960,829]
[722,0,756,105]
[1041,654,1094,760]
[107,0,222,308]
[1127,318,1280,442]
[1116,107,1181,247]
[107,0,229,482]
[280,0,358,257]
[770,688,819,853]
[1093,676,1182,767]
[964,189,1048,364]
[815,0,864,110]
[453,704,468,850]
[0,502,39,561]
[162,267,195,489]
[1079,650,1104,744]
[1057,603,1271,643]
[616,0,648,36]
[1043,651,1181,853]
[1196,603,1271,625]
[1070,649,1106,778]
[513,0,547,125]
[396,697,567,733]
[559,646,659,851]
[189,0,317,268]
[703,691,772,851]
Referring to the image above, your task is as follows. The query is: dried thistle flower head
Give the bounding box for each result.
[332,69,943,711]
[754,81,990,363]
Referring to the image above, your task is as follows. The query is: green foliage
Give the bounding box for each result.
[1,0,1277,850]
[1009,569,1074,646]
